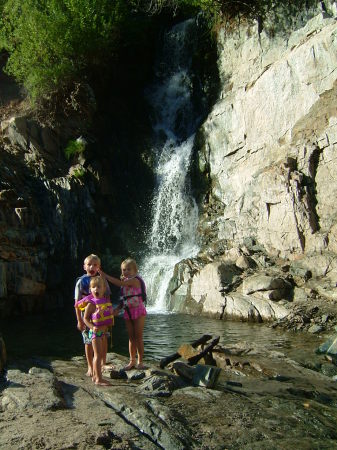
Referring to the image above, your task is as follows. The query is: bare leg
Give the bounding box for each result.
[92,337,111,386]
[124,319,136,370]
[134,316,146,367]
[85,343,93,377]
[101,334,115,371]
[102,334,107,366]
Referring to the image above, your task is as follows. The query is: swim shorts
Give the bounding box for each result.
[88,329,104,340]
[82,329,92,345]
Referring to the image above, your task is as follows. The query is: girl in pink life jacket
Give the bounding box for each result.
[82,276,114,386]
[99,258,147,371]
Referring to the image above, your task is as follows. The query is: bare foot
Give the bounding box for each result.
[95,379,111,386]
[136,363,146,370]
[102,364,115,371]
[86,370,93,377]
[123,360,136,371]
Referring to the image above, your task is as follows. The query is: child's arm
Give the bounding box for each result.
[113,304,122,315]
[99,270,139,288]
[74,305,86,331]
[83,303,95,330]
[74,294,93,331]
[103,277,111,300]
[74,278,86,331]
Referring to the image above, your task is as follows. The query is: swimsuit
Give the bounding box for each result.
[120,275,147,320]
[88,329,104,340]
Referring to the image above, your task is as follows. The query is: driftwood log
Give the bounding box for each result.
[187,336,220,365]
[159,334,213,369]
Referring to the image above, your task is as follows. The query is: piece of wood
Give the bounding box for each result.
[187,336,220,366]
[159,334,213,369]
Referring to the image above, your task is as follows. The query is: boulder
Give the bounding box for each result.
[188,261,242,315]
[317,334,337,364]
[172,362,221,388]
[242,274,291,295]
[221,292,288,322]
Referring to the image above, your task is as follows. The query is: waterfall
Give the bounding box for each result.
[140,18,203,312]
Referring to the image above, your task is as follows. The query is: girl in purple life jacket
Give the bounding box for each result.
[82,276,114,386]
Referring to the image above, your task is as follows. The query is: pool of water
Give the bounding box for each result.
[0,308,325,364]
[144,310,325,363]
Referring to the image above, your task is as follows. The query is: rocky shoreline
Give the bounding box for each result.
[1,328,337,449]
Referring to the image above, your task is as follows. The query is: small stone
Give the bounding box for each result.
[127,371,145,381]
[321,363,337,377]
[110,369,127,379]
[308,325,323,334]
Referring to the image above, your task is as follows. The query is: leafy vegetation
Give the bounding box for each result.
[0,0,318,105]
[0,0,134,101]
[71,166,86,178]
[64,138,85,160]
[140,0,317,22]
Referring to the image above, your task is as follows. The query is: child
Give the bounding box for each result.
[81,276,114,386]
[100,258,147,370]
[74,254,111,376]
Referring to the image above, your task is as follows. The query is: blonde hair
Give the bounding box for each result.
[84,254,101,266]
[89,276,104,289]
[121,258,138,272]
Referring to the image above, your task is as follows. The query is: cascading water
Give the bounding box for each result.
[141,18,204,312]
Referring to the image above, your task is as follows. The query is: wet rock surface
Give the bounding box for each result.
[1,347,337,449]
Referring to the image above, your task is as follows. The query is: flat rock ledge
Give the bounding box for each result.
[1,348,337,449]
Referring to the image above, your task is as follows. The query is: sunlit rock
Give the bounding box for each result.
[199,3,337,264]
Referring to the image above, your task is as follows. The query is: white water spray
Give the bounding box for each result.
[141,19,202,312]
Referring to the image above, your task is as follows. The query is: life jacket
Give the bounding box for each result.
[122,275,147,305]
[75,295,114,327]
[88,296,114,327]
[74,296,90,311]
[74,275,91,303]
[120,275,147,319]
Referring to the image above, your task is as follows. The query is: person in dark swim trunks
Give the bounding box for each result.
[74,254,112,377]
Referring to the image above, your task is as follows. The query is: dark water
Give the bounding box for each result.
[0,307,324,364]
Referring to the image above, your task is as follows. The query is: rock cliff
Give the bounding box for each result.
[169,1,337,327]
[0,110,99,315]
[0,77,153,316]
[1,2,337,327]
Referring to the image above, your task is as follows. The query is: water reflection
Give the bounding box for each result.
[143,312,323,362]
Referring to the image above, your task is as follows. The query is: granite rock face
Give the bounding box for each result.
[169,2,337,322]
[202,3,337,259]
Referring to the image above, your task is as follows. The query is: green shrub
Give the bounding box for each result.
[0,0,319,104]
[72,167,86,178]
[64,139,85,160]
[0,0,133,102]
[139,0,318,26]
